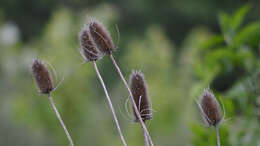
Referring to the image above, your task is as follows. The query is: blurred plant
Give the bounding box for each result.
[192,4,260,146]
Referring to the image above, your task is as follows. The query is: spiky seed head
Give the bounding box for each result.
[199,89,222,127]
[129,70,152,122]
[31,59,54,94]
[89,20,114,54]
[79,28,103,62]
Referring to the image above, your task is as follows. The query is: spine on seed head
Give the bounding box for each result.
[89,20,114,54]
[79,27,103,62]
[129,70,152,122]
[31,59,54,94]
[199,89,222,127]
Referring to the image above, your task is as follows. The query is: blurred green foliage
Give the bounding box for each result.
[1,0,260,44]
[191,5,260,146]
[0,2,259,146]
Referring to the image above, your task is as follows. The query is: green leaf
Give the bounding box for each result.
[200,35,224,50]
[218,5,251,45]
[230,4,250,31]
[233,22,260,47]
[219,12,234,44]
[219,12,231,35]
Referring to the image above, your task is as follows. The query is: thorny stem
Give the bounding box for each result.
[142,121,149,146]
[110,54,154,146]
[216,126,221,146]
[48,94,74,146]
[93,61,128,146]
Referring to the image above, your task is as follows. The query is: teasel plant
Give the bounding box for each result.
[79,24,127,146]
[197,89,224,146]
[31,59,74,146]
[88,19,154,146]
[129,70,152,146]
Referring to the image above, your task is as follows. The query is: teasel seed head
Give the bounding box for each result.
[79,27,103,62]
[31,59,54,94]
[129,70,152,122]
[89,20,115,54]
[199,89,222,127]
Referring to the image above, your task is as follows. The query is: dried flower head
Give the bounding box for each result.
[31,59,54,94]
[89,20,114,54]
[199,89,222,127]
[79,28,103,62]
[129,70,152,122]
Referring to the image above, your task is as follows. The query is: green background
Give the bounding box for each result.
[0,0,260,145]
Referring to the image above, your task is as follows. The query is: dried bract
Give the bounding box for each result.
[31,59,54,94]
[130,70,152,122]
[199,89,222,127]
[79,28,103,61]
[89,20,114,54]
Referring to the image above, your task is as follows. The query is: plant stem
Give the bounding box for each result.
[109,54,154,146]
[93,61,127,146]
[48,94,74,146]
[216,126,221,146]
[142,121,149,146]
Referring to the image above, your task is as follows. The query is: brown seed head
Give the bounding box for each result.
[79,28,103,62]
[89,20,114,54]
[199,89,222,127]
[31,59,54,94]
[129,70,152,122]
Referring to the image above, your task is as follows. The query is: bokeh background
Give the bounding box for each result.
[0,0,260,145]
